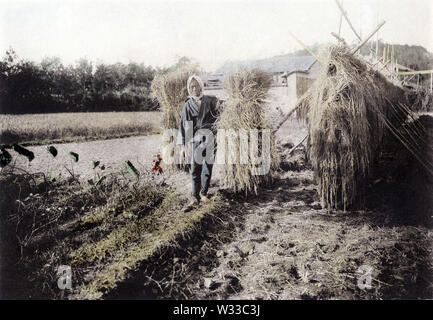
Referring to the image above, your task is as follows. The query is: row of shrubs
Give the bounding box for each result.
[0,49,161,114]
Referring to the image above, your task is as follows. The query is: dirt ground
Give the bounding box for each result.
[5,113,433,300]
[107,142,433,300]
[190,145,433,300]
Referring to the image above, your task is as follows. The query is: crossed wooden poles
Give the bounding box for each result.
[274,0,386,155]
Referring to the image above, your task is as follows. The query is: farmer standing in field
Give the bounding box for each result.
[177,75,221,212]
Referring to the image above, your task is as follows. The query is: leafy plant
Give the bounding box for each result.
[47,146,58,157]
[92,161,100,169]
[125,160,139,180]
[0,148,12,167]
[13,144,34,161]
[69,152,79,162]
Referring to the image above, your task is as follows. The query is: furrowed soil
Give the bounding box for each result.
[1,113,432,300]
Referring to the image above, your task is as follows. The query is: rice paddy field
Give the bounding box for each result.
[0,112,163,146]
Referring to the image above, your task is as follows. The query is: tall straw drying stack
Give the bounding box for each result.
[151,63,199,169]
[297,45,416,211]
[217,69,280,194]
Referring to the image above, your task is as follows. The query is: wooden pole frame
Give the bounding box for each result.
[275,4,387,135]
[351,20,386,55]
[338,0,344,36]
[272,104,301,135]
[288,134,309,155]
[397,70,433,76]
[335,0,361,41]
[288,31,323,65]
[334,0,381,60]
[379,59,391,72]
[430,71,433,92]
[331,32,348,46]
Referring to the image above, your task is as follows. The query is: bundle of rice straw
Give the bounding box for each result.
[217,69,280,194]
[151,63,199,169]
[296,45,428,211]
[406,88,433,112]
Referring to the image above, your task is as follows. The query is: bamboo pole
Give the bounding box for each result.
[373,57,384,67]
[376,32,379,60]
[379,59,391,72]
[335,0,362,41]
[426,72,432,91]
[406,74,417,83]
[338,14,343,36]
[387,45,391,62]
[276,33,323,135]
[351,20,386,55]
[288,134,308,155]
[338,0,344,36]
[397,70,433,76]
[391,45,395,66]
[331,32,348,46]
[334,0,379,58]
[277,32,323,135]
[272,104,301,135]
[288,31,323,65]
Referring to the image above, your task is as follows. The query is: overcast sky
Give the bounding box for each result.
[1,0,432,72]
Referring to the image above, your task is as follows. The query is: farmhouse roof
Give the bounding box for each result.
[201,73,225,82]
[215,55,317,75]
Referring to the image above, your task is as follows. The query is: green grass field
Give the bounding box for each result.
[0,112,163,146]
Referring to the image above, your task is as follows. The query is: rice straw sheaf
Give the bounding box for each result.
[151,63,199,170]
[217,69,280,194]
[296,45,432,211]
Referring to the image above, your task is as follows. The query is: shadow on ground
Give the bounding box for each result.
[75,115,433,300]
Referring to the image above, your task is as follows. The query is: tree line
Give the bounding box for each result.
[0,49,162,114]
[357,40,432,73]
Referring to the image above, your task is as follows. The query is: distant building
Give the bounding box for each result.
[203,55,322,112]
[204,55,320,95]
[202,73,225,89]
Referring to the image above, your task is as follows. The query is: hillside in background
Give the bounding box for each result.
[219,41,432,74]
[359,40,433,71]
